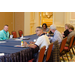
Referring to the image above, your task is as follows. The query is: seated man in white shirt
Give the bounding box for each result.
[23,26,50,61]
[24,26,50,50]
[49,25,63,45]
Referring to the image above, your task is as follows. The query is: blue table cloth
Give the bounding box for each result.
[0,34,38,54]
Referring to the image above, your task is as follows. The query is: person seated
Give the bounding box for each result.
[66,25,75,46]
[62,24,70,38]
[0,25,9,40]
[23,26,50,61]
[49,25,63,45]
[42,23,52,34]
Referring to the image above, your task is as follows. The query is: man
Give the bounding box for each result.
[0,25,9,40]
[49,25,63,45]
[24,26,50,50]
[66,25,75,45]
[24,26,50,61]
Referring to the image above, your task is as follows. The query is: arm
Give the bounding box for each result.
[23,41,37,48]
[0,31,3,40]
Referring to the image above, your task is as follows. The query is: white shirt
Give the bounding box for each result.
[35,34,50,49]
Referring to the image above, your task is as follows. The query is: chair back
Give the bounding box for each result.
[38,46,46,62]
[72,37,75,46]
[46,43,53,62]
[69,35,74,49]
[60,37,67,53]
[18,30,23,37]
[12,31,17,38]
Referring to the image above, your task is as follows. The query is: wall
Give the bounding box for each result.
[53,12,65,33]
[0,12,14,34]
[66,12,75,30]
[14,12,24,37]
[24,12,39,36]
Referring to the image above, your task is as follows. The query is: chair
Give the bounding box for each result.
[28,46,46,62]
[72,37,75,54]
[18,30,23,37]
[59,37,67,61]
[46,43,53,62]
[12,31,17,38]
[63,36,74,61]
[60,37,67,53]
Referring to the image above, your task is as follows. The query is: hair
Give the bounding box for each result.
[42,23,47,28]
[4,24,9,27]
[65,24,70,28]
[36,26,43,30]
[50,24,56,30]
[69,25,74,30]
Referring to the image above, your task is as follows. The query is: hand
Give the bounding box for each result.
[62,32,64,35]
[48,37,51,39]
[23,41,27,47]
[29,41,35,44]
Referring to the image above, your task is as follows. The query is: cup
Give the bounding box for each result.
[34,39,37,42]
[10,35,13,39]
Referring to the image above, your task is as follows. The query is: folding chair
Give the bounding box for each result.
[18,30,23,37]
[12,31,17,38]
[28,46,46,62]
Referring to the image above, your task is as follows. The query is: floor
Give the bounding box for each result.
[60,46,75,62]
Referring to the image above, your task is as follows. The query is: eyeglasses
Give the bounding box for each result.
[35,30,40,32]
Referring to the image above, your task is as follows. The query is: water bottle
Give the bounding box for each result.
[21,40,23,46]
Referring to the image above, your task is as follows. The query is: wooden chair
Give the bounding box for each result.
[72,37,75,55]
[28,46,46,62]
[12,31,17,38]
[46,43,53,62]
[59,37,67,61]
[18,30,23,37]
[63,36,74,61]
[60,37,67,53]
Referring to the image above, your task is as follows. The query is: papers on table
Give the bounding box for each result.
[15,39,22,41]
[0,41,6,43]
[15,38,30,41]
[14,45,25,47]
[0,53,5,56]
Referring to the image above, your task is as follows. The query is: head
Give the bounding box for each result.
[65,24,70,30]
[68,25,74,32]
[42,23,47,29]
[35,26,43,36]
[50,25,56,33]
[4,25,9,32]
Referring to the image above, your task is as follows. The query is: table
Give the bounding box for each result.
[0,34,59,62]
[0,34,39,62]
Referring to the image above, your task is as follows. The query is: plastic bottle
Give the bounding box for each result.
[21,40,23,46]
[21,34,23,38]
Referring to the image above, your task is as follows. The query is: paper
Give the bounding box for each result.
[21,38,30,40]
[0,41,6,43]
[0,53,5,56]
[14,45,25,47]
[15,39,22,41]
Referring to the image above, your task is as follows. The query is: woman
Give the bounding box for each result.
[42,23,50,34]
[62,24,70,38]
